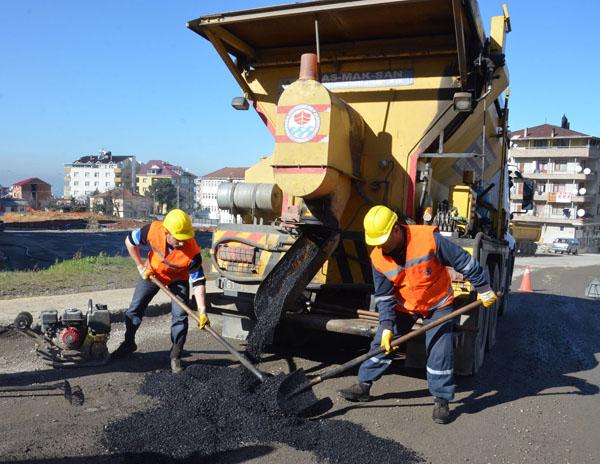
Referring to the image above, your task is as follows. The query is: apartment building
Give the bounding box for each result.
[195,167,247,223]
[509,119,600,250]
[64,150,138,200]
[136,160,196,213]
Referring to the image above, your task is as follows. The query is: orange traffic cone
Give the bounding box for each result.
[518,266,533,292]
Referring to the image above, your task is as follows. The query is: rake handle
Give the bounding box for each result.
[312,294,503,386]
[149,275,265,382]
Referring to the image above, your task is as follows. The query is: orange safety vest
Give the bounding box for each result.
[370,225,454,316]
[146,221,200,285]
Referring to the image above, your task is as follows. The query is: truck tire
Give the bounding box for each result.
[486,264,500,351]
[499,254,514,317]
[455,295,489,376]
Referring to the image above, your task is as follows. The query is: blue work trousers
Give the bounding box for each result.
[358,306,456,401]
[124,277,191,356]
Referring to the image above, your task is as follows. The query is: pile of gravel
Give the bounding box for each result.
[104,363,423,463]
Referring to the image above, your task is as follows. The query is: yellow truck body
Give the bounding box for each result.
[189,0,515,374]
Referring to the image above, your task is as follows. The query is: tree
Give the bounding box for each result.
[147,178,177,214]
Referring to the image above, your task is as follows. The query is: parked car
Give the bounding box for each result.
[551,238,580,254]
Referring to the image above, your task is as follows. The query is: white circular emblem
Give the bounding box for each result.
[284,104,320,143]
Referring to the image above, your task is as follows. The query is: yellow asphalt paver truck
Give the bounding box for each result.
[189,0,514,374]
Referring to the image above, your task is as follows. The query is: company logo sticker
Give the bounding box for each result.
[284,104,320,143]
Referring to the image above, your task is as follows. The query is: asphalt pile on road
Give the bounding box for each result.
[103,363,424,463]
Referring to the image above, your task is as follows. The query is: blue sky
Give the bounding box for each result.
[1,1,598,194]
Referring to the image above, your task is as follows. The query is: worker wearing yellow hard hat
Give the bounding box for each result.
[111,209,210,374]
[339,205,497,424]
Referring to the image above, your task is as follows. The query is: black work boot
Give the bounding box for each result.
[432,398,450,424]
[169,342,184,373]
[170,358,183,374]
[337,382,372,402]
[111,340,137,360]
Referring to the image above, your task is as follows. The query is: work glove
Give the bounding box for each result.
[380,329,398,355]
[137,264,153,280]
[197,312,210,330]
[478,289,498,308]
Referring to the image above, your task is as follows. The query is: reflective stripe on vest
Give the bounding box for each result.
[371,225,453,316]
[147,221,201,285]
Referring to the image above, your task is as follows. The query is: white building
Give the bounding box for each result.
[196,167,247,223]
[64,150,138,200]
[509,119,600,251]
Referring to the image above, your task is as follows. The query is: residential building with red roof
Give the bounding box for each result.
[509,116,600,250]
[136,160,197,213]
[195,167,247,223]
[10,177,52,209]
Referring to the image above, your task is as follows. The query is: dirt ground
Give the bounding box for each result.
[1,263,599,463]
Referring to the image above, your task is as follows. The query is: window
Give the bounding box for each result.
[94,182,99,186]
[554,161,567,172]
[85,172,90,177]
[105,182,110,187]
[74,181,79,186]
[73,172,79,177]
[533,139,548,148]
[553,138,569,147]
[94,172,99,177]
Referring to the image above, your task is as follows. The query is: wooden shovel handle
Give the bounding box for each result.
[149,275,265,382]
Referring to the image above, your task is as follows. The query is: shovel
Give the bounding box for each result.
[277,294,502,415]
[0,380,84,406]
[149,275,265,382]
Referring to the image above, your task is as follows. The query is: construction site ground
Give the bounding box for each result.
[1,257,599,463]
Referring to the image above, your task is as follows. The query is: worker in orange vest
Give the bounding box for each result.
[111,209,210,373]
[338,205,497,424]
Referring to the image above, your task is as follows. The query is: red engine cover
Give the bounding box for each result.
[59,327,83,349]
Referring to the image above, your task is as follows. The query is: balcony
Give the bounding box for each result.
[524,171,595,180]
[64,176,71,182]
[510,146,600,159]
[512,193,594,204]
[511,214,588,226]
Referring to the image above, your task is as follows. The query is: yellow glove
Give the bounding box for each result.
[137,264,153,280]
[380,329,398,354]
[478,289,498,308]
[197,312,210,330]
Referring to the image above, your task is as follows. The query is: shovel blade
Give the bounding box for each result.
[277,368,325,417]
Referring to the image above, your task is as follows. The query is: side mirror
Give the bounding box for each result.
[522,179,535,211]
[231,96,249,111]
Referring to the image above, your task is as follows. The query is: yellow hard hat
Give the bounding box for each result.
[163,209,194,241]
[363,205,398,246]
